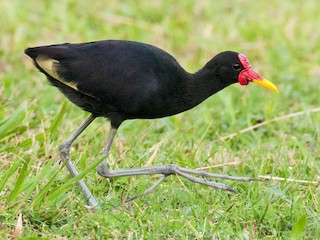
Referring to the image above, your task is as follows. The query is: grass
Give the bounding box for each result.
[1,0,319,238]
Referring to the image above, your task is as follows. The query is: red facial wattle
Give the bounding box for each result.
[237,54,279,92]
[238,54,263,85]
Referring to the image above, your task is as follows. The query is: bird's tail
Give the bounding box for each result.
[24,43,73,60]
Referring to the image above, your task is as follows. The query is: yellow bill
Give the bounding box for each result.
[252,79,279,92]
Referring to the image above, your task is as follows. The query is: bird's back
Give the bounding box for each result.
[25,40,190,125]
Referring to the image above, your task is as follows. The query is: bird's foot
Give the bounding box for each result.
[97,163,260,202]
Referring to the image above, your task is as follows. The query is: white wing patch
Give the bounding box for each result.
[35,56,78,91]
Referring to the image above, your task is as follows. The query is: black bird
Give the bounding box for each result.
[25,40,278,207]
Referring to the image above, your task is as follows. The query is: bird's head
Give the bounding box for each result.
[213,51,279,92]
[237,53,278,92]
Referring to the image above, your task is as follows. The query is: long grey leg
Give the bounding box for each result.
[101,127,118,156]
[97,164,248,193]
[96,126,259,201]
[59,114,98,208]
[96,127,117,174]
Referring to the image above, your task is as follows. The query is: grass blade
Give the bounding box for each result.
[49,101,67,133]
[290,214,307,239]
[0,156,24,192]
[0,104,26,141]
[6,157,31,205]
[46,156,104,203]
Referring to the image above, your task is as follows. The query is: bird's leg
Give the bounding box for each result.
[96,126,259,201]
[97,164,241,193]
[96,127,169,201]
[98,163,260,200]
[59,114,98,208]
[101,127,118,157]
[96,126,117,177]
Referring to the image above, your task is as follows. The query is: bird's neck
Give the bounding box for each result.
[184,67,230,108]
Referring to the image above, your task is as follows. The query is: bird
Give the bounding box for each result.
[25,39,278,207]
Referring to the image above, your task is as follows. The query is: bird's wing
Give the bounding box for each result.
[25,44,98,98]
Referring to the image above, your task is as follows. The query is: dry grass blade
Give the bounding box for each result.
[196,161,243,171]
[139,130,176,166]
[10,213,23,240]
[259,175,320,185]
[219,107,320,141]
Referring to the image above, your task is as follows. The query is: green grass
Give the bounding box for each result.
[1,0,319,238]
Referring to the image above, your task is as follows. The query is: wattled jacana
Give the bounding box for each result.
[25,40,278,207]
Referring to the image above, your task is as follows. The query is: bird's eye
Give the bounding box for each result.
[232,63,241,71]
